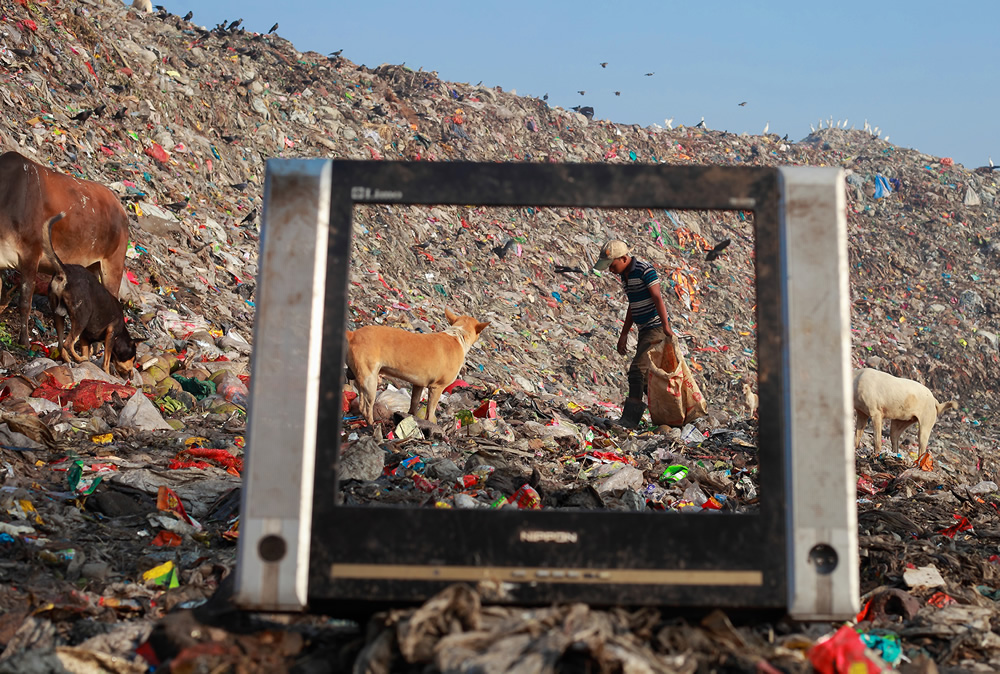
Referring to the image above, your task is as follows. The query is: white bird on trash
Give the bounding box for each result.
[695,116,706,129]
[810,123,815,132]
[990,157,994,168]
[844,118,848,128]
[664,117,673,129]
[884,136,890,142]
[762,121,769,135]
[864,119,870,132]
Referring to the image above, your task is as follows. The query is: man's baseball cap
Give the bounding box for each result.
[593,239,629,271]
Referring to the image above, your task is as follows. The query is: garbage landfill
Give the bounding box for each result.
[0,0,997,671]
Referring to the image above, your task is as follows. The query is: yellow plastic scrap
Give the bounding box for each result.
[15,499,43,525]
[91,433,113,445]
[142,560,180,588]
[185,436,209,447]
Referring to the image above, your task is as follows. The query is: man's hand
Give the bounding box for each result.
[617,333,629,356]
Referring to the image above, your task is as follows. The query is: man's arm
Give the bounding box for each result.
[617,306,634,355]
[648,283,674,337]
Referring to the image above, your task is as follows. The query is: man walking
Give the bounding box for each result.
[593,239,674,428]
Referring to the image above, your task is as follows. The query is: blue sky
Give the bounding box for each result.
[155,1,997,170]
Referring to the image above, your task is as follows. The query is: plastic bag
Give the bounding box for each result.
[873,173,892,199]
[645,335,707,427]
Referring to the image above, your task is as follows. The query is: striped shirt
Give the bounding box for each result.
[620,258,663,332]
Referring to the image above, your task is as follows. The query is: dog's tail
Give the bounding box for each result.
[938,400,959,416]
[43,212,67,275]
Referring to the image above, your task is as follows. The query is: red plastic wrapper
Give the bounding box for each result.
[927,591,956,608]
[144,143,170,164]
[343,391,357,413]
[506,484,541,509]
[443,379,468,394]
[32,379,136,413]
[169,447,242,475]
[938,514,973,539]
[151,530,183,547]
[156,486,200,530]
[413,474,438,493]
[473,400,497,419]
[807,625,882,674]
[857,474,878,496]
[701,496,724,510]
[589,451,632,464]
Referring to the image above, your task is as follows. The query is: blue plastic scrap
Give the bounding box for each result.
[873,173,893,199]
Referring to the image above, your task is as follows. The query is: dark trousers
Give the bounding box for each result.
[628,327,668,399]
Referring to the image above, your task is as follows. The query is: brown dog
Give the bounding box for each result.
[43,213,137,378]
[346,308,489,426]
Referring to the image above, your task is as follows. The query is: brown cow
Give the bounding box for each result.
[0,151,129,345]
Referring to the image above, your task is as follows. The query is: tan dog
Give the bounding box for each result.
[853,368,958,460]
[346,308,489,426]
[742,382,758,418]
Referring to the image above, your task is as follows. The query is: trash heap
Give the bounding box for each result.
[0,0,997,671]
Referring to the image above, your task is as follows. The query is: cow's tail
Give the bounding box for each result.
[43,212,67,275]
[937,400,959,416]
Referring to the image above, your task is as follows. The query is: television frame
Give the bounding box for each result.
[234,160,857,621]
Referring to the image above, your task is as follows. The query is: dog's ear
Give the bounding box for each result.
[475,321,490,334]
[445,308,459,324]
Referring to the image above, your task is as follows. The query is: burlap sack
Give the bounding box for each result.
[646,335,707,427]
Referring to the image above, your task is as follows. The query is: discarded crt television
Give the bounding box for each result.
[234,161,858,620]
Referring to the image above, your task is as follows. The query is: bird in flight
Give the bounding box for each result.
[577,90,586,95]
[600,62,608,68]
[738,101,747,106]
[644,72,654,76]
[614,91,621,96]
[705,239,731,262]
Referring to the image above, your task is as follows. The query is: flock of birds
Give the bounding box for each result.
[548,61,911,145]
